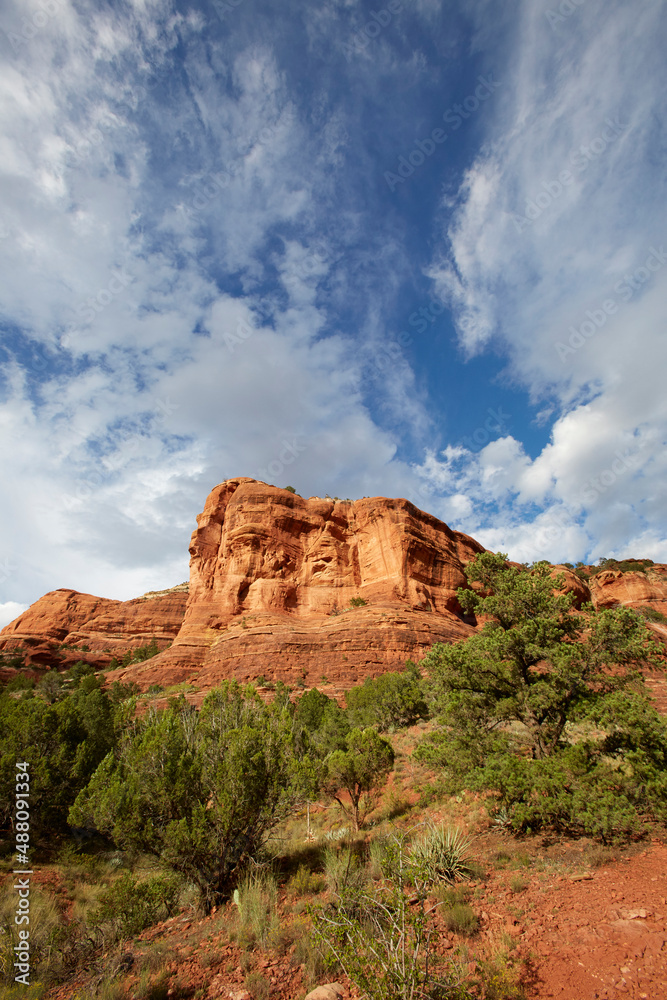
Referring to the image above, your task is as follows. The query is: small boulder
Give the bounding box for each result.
[304,984,345,1000]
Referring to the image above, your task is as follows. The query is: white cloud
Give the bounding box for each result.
[0,603,29,630]
[423,0,667,562]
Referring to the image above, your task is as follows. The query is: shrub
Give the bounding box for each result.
[92,871,181,939]
[595,558,654,575]
[233,868,279,949]
[417,552,666,841]
[70,682,304,911]
[636,605,667,624]
[4,672,35,692]
[349,597,367,607]
[346,661,428,731]
[287,865,325,896]
[0,678,116,838]
[409,824,476,885]
[245,972,271,1000]
[442,902,479,936]
[323,845,365,896]
[321,727,394,831]
[310,831,472,1000]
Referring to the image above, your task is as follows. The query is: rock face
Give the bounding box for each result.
[588,566,667,615]
[0,585,188,670]
[107,478,486,690]
[2,478,666,694]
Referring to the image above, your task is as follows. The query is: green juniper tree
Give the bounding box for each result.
[69,681,306,910]
[416,552,667,840]
[322,726,395,831]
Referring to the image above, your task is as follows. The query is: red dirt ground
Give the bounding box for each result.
[39,840,667,1000]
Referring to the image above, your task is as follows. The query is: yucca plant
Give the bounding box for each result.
[409,824,475,885]
[310,830,472,1000]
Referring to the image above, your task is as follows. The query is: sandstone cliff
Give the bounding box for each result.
[2,479,666,693]
[0,585,188,670]
[105,478,486,690]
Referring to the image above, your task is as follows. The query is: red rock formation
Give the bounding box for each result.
[106,478,486,690]
[588,566,667,615]
[3,479,666,695]
[0,585,188,669]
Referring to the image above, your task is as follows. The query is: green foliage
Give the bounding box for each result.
[69,682,306,910]
[417,551,666,840]
[409,825,476,885]
[287,865,326,896]
[346,661,428,731]
[0,678,116,838]
[310,831,472,1000]
[108,639,162,671]
[233,868,279,948]
[595,558,654,575]
[67,661,97,687]
[293,688,350,762]
[0,879,73,988]
[636,605,667,624]
[36,671,66,703]
[92,871,181,939]
[349,596,367,607]
[323,845,366,896]
[108,680,141,703]
[295,687,335,731]
[284,486,297,494]
[3,672,35,692]
[321,727,394,831]
[442,903,478,936]
[245,972,271,1000]
[0,646,28,672]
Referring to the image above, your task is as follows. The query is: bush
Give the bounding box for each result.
[0,678,116,838]
[409,824,476,885]
[245,972,270,1000]
[233,869,279,949]
[70,682,305,910]
[346,661,428,731]
[636,605,667,624]
[442,903,479,936]
[0,881,66,987]
[349,597,367,607]
[310,831,472,1000]
[417,552,666,841]
[92,871,181,939]
[321,727,394,831]
[287,865,325,896]
[595,558,654,575]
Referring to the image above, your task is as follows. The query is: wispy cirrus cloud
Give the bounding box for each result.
[422,0,667,562]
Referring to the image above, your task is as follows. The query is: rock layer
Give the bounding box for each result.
[0,586,188,669]
[109,478,486,689]
[2,479,667,694]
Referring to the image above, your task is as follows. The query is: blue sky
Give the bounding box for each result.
[1,0,666,624]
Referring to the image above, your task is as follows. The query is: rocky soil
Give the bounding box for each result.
[36,837,667,1000]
